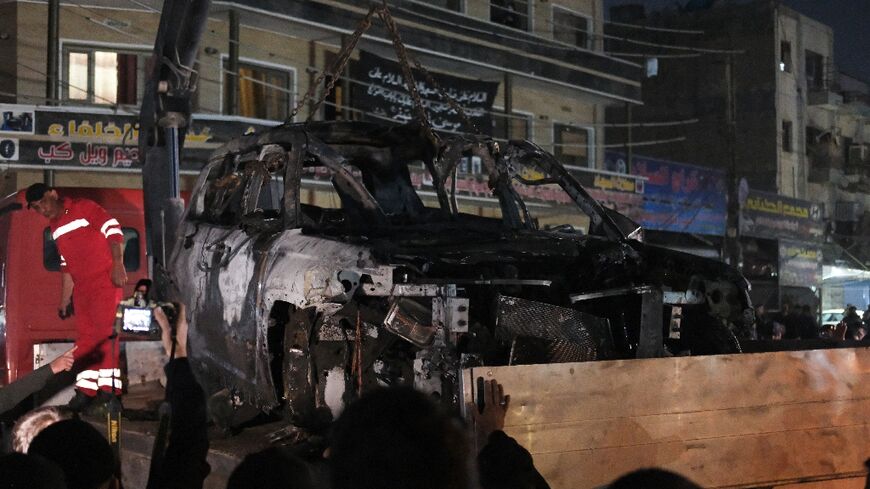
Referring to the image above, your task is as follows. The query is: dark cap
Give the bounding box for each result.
[25,183,51,209]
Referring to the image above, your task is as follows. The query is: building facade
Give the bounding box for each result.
[602,0,869,309]
[0,0,642,202]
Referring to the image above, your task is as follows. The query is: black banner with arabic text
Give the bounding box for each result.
[350,51,499,134]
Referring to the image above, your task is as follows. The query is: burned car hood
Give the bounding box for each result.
[321,221,749,299]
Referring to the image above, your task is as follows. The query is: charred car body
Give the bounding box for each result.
[169,121,753,429]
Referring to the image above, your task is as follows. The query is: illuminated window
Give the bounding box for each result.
[224,60,294,121]
[780,41,792,73]
[63,46,146,105]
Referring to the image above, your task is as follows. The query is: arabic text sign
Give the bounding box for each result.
[0,105,271,171]
[351,51,498,133]
[740,189,824,242]
[779,240,823,287]
[607,152,727,236]
[301,159,646,222]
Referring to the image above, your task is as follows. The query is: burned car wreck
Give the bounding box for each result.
[169,121,754,429]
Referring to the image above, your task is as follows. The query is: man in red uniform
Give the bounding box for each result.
[26,183,128,411]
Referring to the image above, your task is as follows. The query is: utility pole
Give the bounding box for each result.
[503,73,513,140]
[723,53,742,268]
[226,9,240,115]
[341,34,351,120]
[44,0,59,186]
[625,102,633,173]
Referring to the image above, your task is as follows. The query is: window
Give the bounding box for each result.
[805,50,826,90]
[554,123,593,167]
[43,227,140,271]
[63,46,147,105]
[492,111,531,141]
[780,41,792,73]
[122,228,141,271]
[805,126,820,156]
[224,60,293,121]
[430,0,462,11]
[491,0,530,31]
[782,120,793,153]
[553,6,590,49]
[843,136,853,164]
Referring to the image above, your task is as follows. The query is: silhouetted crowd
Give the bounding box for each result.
[1,301,868,489]
[755,303,870,341]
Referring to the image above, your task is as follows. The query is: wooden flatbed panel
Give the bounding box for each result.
[465,348,870,489]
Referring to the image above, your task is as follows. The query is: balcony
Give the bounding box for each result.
[808,89,843,109]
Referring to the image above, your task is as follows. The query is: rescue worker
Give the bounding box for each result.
[25,183,127,412]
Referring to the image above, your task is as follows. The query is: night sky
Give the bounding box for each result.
[604,0,870,83]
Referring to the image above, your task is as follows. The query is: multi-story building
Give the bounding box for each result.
[602,0,869,310]
[0,0,642,203]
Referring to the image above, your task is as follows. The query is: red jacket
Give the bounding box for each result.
[50,197,124,285]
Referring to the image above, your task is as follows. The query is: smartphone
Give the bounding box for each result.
[121,305,154,334]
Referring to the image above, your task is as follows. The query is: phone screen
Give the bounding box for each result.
[122,307,153,333]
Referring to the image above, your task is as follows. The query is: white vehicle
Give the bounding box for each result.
[821,309,845,327]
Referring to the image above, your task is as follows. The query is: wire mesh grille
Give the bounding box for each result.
[495,295,614,364]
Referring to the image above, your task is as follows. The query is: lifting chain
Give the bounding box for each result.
[409,53,481,136]
[377,3,437,142]
[287,1,480,139]
[288,4,379,122]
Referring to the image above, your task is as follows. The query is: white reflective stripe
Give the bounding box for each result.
[98,369,121,377]
[97,378,123,388]
[76,370,100,381]
[100,219,120,236]
[75,379,99,391]
[105,228,123,238]
[52,219,90,240]
[60,255,67,266]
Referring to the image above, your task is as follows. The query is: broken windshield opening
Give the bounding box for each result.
[506,159,591,234]
[190,131,623,240]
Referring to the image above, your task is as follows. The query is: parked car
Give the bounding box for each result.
[821,309,845,328]
[169,121,755,428]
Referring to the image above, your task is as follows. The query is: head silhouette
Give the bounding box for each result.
[329,386,473,489]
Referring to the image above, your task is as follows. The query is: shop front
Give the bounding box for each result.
[739,189,825,311]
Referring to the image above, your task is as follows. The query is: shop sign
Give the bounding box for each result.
[741,189,824,242]
[606,152,727,236]
[779,240,823,287]
[0,104,273,172]
[301,157,646,222]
